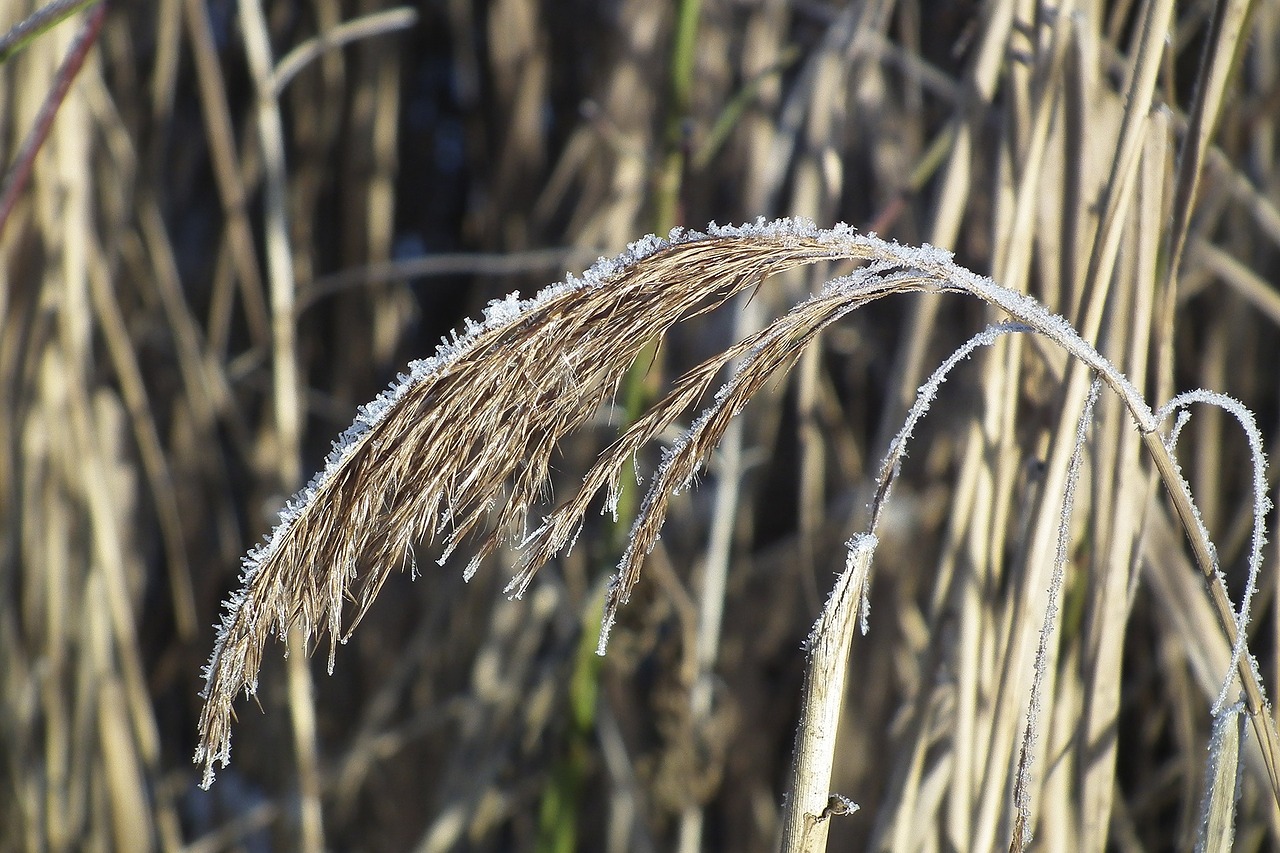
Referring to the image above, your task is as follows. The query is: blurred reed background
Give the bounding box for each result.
[1,0,1278,850]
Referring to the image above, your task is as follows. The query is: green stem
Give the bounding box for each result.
[536,603,602,853]
[535,4,702,850]
[654,0,702,233]
[0,0,99,65]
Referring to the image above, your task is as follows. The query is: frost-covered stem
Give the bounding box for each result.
[779,535,874,853]
[1197,701,1247,853]
[870,322,1032,535]
[1141,430,1280,801]
[1011,378,1103,849]
[917,254,1280,803]
[1156,390,1272,715]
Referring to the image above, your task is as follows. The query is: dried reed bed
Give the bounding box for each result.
[3,0,1280,851]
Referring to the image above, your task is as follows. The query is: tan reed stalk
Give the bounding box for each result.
[238,1,322,849]
[180,0,270,346]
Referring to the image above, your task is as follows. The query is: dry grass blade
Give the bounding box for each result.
[1164,0,1254,293]
[269,7,418,95]
[1010,377,1104,851]
[497,330,761,598]
[0,0,98,65]
[1197,702,1246,853]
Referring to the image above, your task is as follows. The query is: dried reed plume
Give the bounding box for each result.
[198,219,884,787]
[195,219,1279,831]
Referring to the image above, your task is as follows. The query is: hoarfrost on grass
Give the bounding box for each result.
[870,323,1031,532]
[1156,390,1272,714]
[803,534,878,652]
[213,216,1145,708]
[1013,376,1104,849]
[1197,700,1247,853]
[1166,409,1194,451]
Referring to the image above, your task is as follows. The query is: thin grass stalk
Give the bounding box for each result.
[299,247,602,313]
[146,0,179,138]
[1010,377,1103,851]
[676,290,756,853]
[952,20,1077,835]
[238,1,320,849]
[1075,113,1168,849]
[1142,424,1280,800]
[1074,0,1173,337]
[1191,240,1280,327]
[268,7,417,95]
[655,0,699,234]
[1197,701,1247,852]
[0,0,98,65]
[1163,0,1255,302]
[240,0,300,491]
[180,0,270,345]
[1157,390,1272,716]
[359,14,406,368]
[535,588,603,853]
[85,233,197,639]
[929,409,996,848]
[0,1,104,240]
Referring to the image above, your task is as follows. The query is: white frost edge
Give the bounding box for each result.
[1013,376,1103,848]
[1155,390,1273,714]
